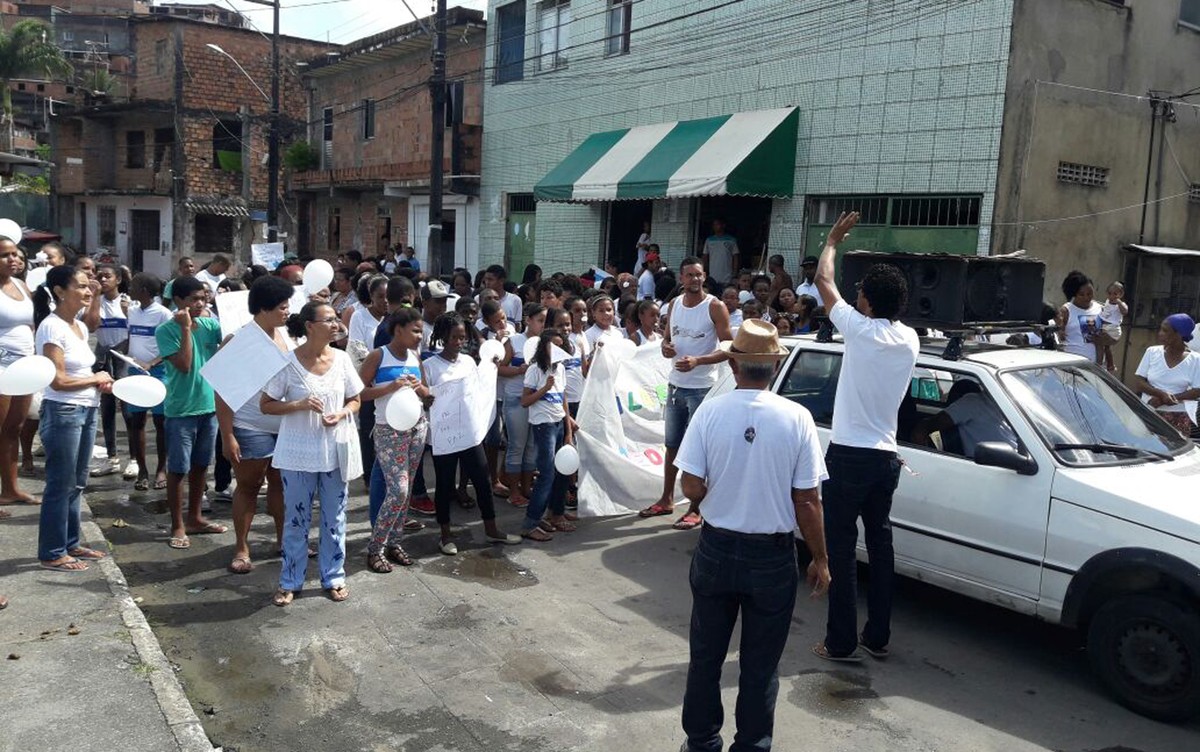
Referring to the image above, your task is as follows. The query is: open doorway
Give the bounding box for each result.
[606,200,652,273]
[695,196,773,274]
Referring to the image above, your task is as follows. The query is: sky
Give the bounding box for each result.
[171,0,489,44]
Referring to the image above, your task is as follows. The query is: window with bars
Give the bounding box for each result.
[98,206,116,247]
[537,0,572,71]
[508,193,536,213]
[606,0,632,56]
[361,99,375,140]
[891,196,981,227]
[1057,161,1109,187]
[812,196,889,225]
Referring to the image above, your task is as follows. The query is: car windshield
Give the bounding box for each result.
[1000,362,1189,465]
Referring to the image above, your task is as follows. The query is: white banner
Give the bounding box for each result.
[429,363,497,456]
[576,341,678,517]
[200,322,290,412]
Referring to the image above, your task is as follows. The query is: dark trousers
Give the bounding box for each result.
[431,444,495,526]
[682,524,798,752]
[822,442,902,656]
[214,431,231,492]
[360,400,376,484]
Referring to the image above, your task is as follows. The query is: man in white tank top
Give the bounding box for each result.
[638,257,732,530]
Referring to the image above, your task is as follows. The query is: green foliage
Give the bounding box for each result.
[34,143,50,161]
[0,20,72,86]
[8,173,49,195]
[283,140,319,171]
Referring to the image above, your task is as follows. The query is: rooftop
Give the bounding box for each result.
[302,6,484,78]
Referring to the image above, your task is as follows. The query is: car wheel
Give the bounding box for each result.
[1086,593,1200,722]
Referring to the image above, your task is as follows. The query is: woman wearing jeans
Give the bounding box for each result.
[262,302,363,606]
[520,328,576,542]
[424,312,519,555]
[499,303,546,507]
[34,265,115,571]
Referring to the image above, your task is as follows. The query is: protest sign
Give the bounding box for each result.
[251,242,284,270]
[216,290,252,339]
[199,323,290,412]
[429,364,496,455]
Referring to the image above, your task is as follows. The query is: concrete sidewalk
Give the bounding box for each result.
[0,490,213,752]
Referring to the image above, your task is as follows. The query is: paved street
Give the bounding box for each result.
[57,465,1199,752]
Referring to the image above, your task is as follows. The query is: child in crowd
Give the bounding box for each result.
[584,294,624,352]
[1097,281,1128,372]
[125,273,171,491]
[90,263,129,479]
[520,328,576,542]
[499,303,546,509]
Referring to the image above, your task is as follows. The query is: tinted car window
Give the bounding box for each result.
[779,350,841,425]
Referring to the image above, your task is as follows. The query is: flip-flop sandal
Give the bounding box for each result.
[0,495,39,506]
[272,589,294,607]
[548,519,577,532]
[153,478,168,490]
[639,503,674,518]
[68,547,107,561]
[538,519,556,533]
[167,536,191,550]
[812,642,864,663]
[403,519,425,531]
[325,585,349,602]
[521,527,553,542]
[228,556,253,575]
[858,637,889,659]
[672,512,703,531]
[562,511,579,522]
[40,557,89,572]
[186,522,228,535]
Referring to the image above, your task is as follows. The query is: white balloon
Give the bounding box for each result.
[523,336,539,362]
[0,355,55,396]
[112,375,167,408]
[302,259,335,295]
[0,219,21,243]
[554,444,580,475]
[385,387,422,431]
[478,339,505,365]
[24,266,47,290]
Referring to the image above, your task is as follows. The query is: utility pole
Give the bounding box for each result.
[428,0,448,277]
[242,0,281,245]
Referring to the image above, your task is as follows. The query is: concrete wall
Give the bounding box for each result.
[993,0,1200,373]
[480,0,1015,272]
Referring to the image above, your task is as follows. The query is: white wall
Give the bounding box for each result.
[82,195,172,267]
[408,195,480,273]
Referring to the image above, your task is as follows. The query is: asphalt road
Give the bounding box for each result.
[86,469,1199,752]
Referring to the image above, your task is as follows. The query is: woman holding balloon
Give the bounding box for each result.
[0,237,38,510]
[33,265,114,571]
[358,307,429,572]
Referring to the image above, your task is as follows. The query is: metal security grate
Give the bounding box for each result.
[1057,161,1109,187]
[508,193,537,213]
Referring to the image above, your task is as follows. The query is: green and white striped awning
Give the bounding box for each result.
[534,107,799,203]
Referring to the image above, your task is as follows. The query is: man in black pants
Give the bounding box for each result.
[813,211,919,663]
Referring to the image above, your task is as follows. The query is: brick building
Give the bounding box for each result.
[293,7,484,268]
[51,15,332,276]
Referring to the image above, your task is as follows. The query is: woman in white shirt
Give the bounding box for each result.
[1134,313,1200,436]
[1056,271,1104,362]
[33,265,115,572]
[262,302,363,606]
[520,328,576,541]
[499,303,546,508]
[346,274,388,365]
[0,238,36,507]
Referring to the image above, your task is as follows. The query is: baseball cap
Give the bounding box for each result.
[422,280,450,300]
[801,255,818,267]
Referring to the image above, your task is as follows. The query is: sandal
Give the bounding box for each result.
[491,483,510,498]
[153,478,168,490]
[185,522,228,535]
[134,478,150,492]
[639,502,674,518]
[228,556,253,575]
[273,589,294,607]
[167,536,190,550]
[547,518,576,533]
[521,527,553,542]
[68,547,107,561]
[403,519,425,531]
[325,585,349,602]
[367,551,393,574]
[385,546,414,567]
[672,512,703,531]
[812,642,863,663]
[40,556,89,572]
[509,496,529,509]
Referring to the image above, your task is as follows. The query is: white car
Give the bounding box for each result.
[715,334,1200,721]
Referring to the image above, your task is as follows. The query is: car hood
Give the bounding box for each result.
[1051,447,1200,544]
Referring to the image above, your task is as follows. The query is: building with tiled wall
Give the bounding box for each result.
[293,7,484,267]
[51,15,333,276]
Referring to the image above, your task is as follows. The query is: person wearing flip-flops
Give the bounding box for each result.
[675,319,829,752]
[811,212,919,664]
[519,328,576,542]
[0,237,39,510]
[33,265,114,572]
[638,257,732,531]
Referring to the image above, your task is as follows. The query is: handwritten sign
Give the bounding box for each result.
[429,363,496,455]
[199,322,290,412]
[215,290,253,339]
[251,242,285,270]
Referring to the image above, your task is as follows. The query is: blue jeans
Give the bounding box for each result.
[665,385,710,449]
[164,413,216,474]
[822,443,902,656]
[523,421,566,530]
[279,469,349,591]
[502,392,537,473]
[682,525,798,752]
[38,401,98,562]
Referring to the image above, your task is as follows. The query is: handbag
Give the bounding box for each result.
[335,414,363,482]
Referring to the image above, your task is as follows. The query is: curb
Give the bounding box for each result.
[82,501,216,752]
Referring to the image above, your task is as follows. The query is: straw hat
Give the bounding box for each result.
[718,319,789,361]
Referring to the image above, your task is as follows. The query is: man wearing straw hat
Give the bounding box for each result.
[674,319,830,752]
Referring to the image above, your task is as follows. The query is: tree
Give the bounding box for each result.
[0,20,71,151]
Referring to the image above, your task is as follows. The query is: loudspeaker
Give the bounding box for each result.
[839,252,1045,329]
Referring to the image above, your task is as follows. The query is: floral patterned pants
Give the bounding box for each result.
[369,419,428,553]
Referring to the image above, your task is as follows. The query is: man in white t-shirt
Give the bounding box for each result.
[795,255,823,308]
[701,218,739,286]
[674,319,829,752]
[637,249,661,300]
[813,211,919,663]
[194,253,231,296]
[480,264,522,325]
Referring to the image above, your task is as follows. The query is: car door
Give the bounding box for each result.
[890,365,1054,606]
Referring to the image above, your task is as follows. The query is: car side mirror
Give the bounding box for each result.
[974,442,1038,476]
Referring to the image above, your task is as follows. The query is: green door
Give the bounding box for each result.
[506,212,536,275]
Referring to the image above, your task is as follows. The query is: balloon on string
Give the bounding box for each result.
[0,355,54,395]
[478,339,504,364]
[523,336,539,362]
[24,266,47,290]
[302,259,335,295]
[0,219,21,244]
[554,445,580,475]
[112,374,167,408]
[385,387,422,431]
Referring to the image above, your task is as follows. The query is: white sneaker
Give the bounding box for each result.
[32,436,44,457]
[90,457,122,477]
[200,492,212,514]
[123,460,140,480]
